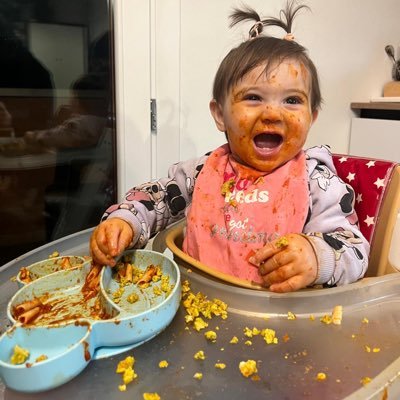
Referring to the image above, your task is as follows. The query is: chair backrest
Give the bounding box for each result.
[332,154,400,277]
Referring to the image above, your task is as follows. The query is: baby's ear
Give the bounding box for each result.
[209,100,226,132]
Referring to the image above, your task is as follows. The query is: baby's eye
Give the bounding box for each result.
[244,93,262,101]
[285,96,303,105]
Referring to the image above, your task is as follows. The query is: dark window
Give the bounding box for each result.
[0,0,116,265]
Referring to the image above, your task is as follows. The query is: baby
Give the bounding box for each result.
[90,2,369,292]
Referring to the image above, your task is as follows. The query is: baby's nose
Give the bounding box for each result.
[261,104,282,122]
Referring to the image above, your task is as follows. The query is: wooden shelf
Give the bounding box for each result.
[351,102,400,111]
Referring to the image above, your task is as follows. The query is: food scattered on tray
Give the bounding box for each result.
[181,279,228,331]
[116,355,137,391]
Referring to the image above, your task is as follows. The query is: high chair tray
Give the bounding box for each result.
[0,224,400,399]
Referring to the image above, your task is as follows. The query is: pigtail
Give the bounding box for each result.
[230,1,310,40]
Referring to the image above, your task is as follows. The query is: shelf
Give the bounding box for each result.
[351,102,400,120]
[351,102,400,111]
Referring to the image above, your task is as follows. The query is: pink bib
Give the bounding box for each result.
[183,144,309,283]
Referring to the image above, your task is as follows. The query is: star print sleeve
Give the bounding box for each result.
[303,146,370,286]
[101,155,207,248]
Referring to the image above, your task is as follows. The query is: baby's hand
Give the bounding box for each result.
[90,218,134,267]
[248,234,318,293]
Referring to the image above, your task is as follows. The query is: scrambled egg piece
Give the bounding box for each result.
[262,328,278,344]
[116,355,135,373]
[316,372,327,381]
[194,350,206,360]
[35,354,48,363]
[275,236,289,248]
[143,393,161,400]
[193,317,208,331]
[239,360,258,378]
[158,360,169,368]
[215,363,226,369]
[127,293,139,304]
[229,336,239,344]
[116,356,137,388]
[193,372,203,380]
[287,311,296,320]
[181,280,228,328]
[204,330,217,342]
[221,178,235,197]
[361,377,372,386]
[10,345,30,365]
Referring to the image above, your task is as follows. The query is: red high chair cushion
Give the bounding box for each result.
[332,154,397,243]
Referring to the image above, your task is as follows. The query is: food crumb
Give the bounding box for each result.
[143,393,161,400]
[287,311,296,320]
[10,345,30,365]
[158,360,169,368]
[262,328,278,344]
[316,372,327,381]
[193,372,203,380]
[244,340,252,346]
[116,356,137,387]
[239,360,258,378]
[194,350,206,360]
[362,317,369,324]
[204,330,217,342]
[230,336,239,344]
[35,354,48,363]
[361,377,372,386]
[332,305,343,325]
[215,363,226,369]
[193,317,209,332]
[118,384,127,392]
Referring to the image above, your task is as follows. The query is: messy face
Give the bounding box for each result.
[211,60,318,173]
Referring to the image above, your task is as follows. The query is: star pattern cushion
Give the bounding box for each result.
[332,154,397,244]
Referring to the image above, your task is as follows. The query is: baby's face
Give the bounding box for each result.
[214,60,317,173]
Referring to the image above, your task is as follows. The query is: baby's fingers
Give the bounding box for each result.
[269,275,306,293]
[248,239,284,267]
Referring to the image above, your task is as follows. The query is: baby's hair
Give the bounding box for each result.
[230,1,309,38]
[212,1,322,112]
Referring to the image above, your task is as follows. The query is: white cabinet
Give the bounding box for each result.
[349,117,400,163]
[349,102,400,163]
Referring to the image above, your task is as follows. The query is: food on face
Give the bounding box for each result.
[10,345,30,365]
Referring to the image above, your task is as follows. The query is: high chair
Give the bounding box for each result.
[332,154,400,277]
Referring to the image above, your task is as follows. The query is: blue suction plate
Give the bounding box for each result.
[0,249,181,392]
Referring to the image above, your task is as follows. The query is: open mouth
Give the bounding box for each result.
[253,133,283,149]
